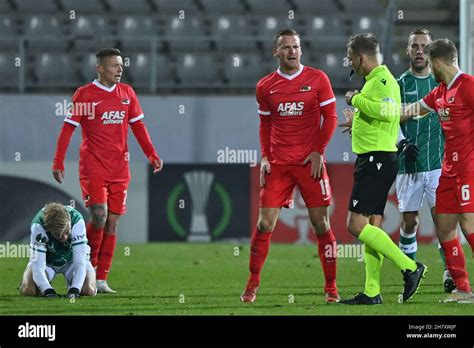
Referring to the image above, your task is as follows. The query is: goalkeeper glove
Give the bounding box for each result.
[43,288,58,298]
[67,287,81,299]
[398,139,419,162]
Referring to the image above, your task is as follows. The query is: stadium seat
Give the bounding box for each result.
[318,51,350,84]
[23,15,68,50]
[70,15,108,37]
[293,0,339,13]
[304,15,346,41]
[162,16,209,51]
[210,16,256,51]
[339,0,386,12]
[79,53,98,82]
[0,52,19,88]
[153,0,200,14]
[60,0,105,13]
[246,0,292,14]
[255,16,300,52]
[107,0,151,13]
[176,53,220,85]
[0,1,12,12]
[127,52,175,88]
[14,0,58,12]
[200,0,245,14]
[117,16,159,51]
[35,53,78,87]
[351,16,386,38]
[0,15,19,50]
[222,52,263,86]
[71,16,116,51]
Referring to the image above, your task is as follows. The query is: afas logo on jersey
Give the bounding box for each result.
[277,102,304,116]
[438,107,450,121]
[101,111,126,124]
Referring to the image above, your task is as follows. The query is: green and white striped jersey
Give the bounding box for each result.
[397,70,444,174]
[30,205,87,267]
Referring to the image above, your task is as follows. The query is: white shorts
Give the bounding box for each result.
[28,260,95,289]
[396,169,441,212]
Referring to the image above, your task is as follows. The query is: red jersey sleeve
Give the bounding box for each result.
[128,86,145,124]
[64,87,86,127]
[460,76,474,111]
[256,83,271,158]
[314,72,337,154]
[420,85,439,113]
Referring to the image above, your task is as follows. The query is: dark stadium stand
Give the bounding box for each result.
[0,0,460,93]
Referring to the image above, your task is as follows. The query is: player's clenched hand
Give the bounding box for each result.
[338,108,354,136]
[260,157,271,187]
[52,169,65,184]
[303,151,324,179]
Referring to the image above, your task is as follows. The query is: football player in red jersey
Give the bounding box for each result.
[240,29,339,303]
[52,48,163,293]
[404,39,474,303]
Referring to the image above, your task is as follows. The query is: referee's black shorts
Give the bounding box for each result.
[349,151,398,216]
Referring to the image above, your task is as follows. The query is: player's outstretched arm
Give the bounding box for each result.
[52,123,76,183]
[400,102,430,123]
[130,120,163,174]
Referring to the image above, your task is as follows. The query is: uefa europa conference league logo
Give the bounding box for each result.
[167,171,232,241]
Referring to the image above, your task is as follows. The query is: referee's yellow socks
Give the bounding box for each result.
[363,244,384,297]
[359,224,416,272]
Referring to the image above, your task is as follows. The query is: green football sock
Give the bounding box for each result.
[363,243,384,297]
[399,228,417,260]
[359,224,416,272]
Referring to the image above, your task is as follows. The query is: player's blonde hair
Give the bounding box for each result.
[43,203,70,238]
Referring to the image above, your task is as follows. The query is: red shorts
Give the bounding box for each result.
[436,172,474,214]
[260,163,331,208]
[80,178,129,215]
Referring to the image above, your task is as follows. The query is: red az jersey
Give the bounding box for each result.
[257,65,336,165]
[65,80,145,181]
[421,72,474,177]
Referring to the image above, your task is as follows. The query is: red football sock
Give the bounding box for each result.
[441,238,471,292]
[465,233,474,254]
[247,228,272,287]
[86,223,103,268]
[96,233,117,281]
[316,229,337,292]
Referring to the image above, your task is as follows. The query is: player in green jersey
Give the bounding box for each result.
[339,33,426,305]
[19,203,96,298]
[396,29,454,293]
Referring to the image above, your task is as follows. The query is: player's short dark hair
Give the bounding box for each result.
[96,48,122,65]
[347,33,379,56]
[274,28,300,47]
[427,38,458,64]
[408,28,433,43]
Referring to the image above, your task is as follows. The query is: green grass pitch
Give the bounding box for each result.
[1,243,473,315]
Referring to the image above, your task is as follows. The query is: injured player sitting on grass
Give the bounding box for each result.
[19,202,96,299]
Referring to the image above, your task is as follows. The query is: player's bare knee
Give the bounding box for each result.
[312,219,330,235]
[401,220,418,234]
[90,205,107,229]
[257,218,276,232]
